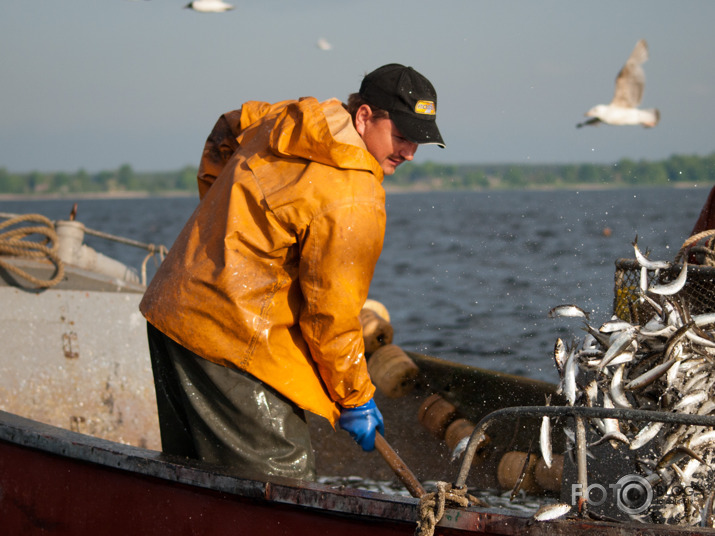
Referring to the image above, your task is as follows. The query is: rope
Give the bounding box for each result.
[414,482,485,536]
[674,229,715,263]
[0,214,65,288]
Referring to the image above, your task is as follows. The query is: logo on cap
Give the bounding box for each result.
[414,100,436,116]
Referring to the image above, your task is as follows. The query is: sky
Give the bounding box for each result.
[2,1,714,173]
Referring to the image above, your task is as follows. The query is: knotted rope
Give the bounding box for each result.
[414,481,485,536]
[0,214,65,288]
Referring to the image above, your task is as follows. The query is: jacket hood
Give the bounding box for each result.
[242,98,384,181]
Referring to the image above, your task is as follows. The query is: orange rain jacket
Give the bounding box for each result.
[140,97,386,425]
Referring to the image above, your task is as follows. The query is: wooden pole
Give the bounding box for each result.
[374,433,426,498]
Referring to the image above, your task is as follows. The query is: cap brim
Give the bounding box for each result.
[390,111,445,148]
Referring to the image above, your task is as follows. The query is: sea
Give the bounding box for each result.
[1,185,709,387]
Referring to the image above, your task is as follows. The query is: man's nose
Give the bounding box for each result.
[401,142,418,160]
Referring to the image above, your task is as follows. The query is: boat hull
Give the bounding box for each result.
[1,410,709,536]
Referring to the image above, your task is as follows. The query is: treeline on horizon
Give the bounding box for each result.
[1,152,714,196]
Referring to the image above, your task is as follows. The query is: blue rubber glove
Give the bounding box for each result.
[338,399,385,452]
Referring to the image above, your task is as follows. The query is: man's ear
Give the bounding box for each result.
[354,104,373,137]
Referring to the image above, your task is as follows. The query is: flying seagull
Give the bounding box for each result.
[184,0,234,12]
[316,38,333,51]
[577,39,660,128]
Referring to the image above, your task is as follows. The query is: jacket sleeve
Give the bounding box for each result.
[298,196,386,408]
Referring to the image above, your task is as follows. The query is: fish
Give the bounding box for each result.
[540,395,553,469]
[610,364,632,408]
[625,357,677,391]
[599,318,634,333]
[562,347,578,406]
[553,338,567,373]
[693,312,715,327]
[548,304,590,320]
[657,446,705,470]
[533,502,572,521]
[648,262,688,295]
[546,251,715,525]
[633,239,671,270]
[674,389,708,413]
[640,266,649,298]
[597,328,637,370]
[689,430,715,450]
[630,421,664,450]
[601,392,627,448]
[590,430,630,448]
[510,445,535,501]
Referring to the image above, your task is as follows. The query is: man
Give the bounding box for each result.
[139,63,444,481]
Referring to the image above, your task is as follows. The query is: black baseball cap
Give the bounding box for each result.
[359,63,445,148]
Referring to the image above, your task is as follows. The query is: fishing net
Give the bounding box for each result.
[614,231,715,323]
[613,259,715,323]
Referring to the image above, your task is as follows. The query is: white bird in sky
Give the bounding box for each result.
[184,0,234,13]
[577,39,660,128]
[316,38,333,51]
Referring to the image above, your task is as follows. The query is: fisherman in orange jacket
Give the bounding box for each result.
[140,64,444,480]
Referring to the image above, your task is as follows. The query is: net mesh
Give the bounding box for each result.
[613,258,715,323]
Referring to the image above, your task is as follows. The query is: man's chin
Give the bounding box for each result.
[381,161,401,175]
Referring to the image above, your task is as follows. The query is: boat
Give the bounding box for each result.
[1,210,714,535]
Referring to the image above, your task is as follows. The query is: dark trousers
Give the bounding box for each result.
[146,322,316,481]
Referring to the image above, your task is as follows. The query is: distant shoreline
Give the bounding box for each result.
[0,182,711,202]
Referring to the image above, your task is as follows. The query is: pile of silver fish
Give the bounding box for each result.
[547,240,715,526]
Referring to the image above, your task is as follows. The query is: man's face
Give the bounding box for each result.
[355,105,418,175]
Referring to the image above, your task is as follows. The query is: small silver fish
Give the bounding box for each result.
[633,239,671,270]
[610,364,632,408]
[540,395,553,468]
[688,430,715,450]
[548,304,590,320]
[598,328,637,370]
[630,421,664,450]
[674,389,708,413]
[599,318,634,333]
[656,446,705,470]
[562,348,578,406]
[533,502,572,521]
[648,262,688,296]
[553,338,567,373]
[625,357,677,391]
[590,430,630,448]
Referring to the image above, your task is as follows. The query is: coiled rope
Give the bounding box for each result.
[414,481,485,536]
[674,229,715,265]
[0,213,65,288]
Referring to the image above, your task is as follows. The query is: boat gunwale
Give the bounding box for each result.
[0,409,521,530]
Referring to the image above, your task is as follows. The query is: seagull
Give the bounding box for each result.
[577,39,660,128]
[184,0,234,12]
[316,38,333,51]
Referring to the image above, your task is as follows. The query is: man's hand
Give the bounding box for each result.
[338,399,384,451]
